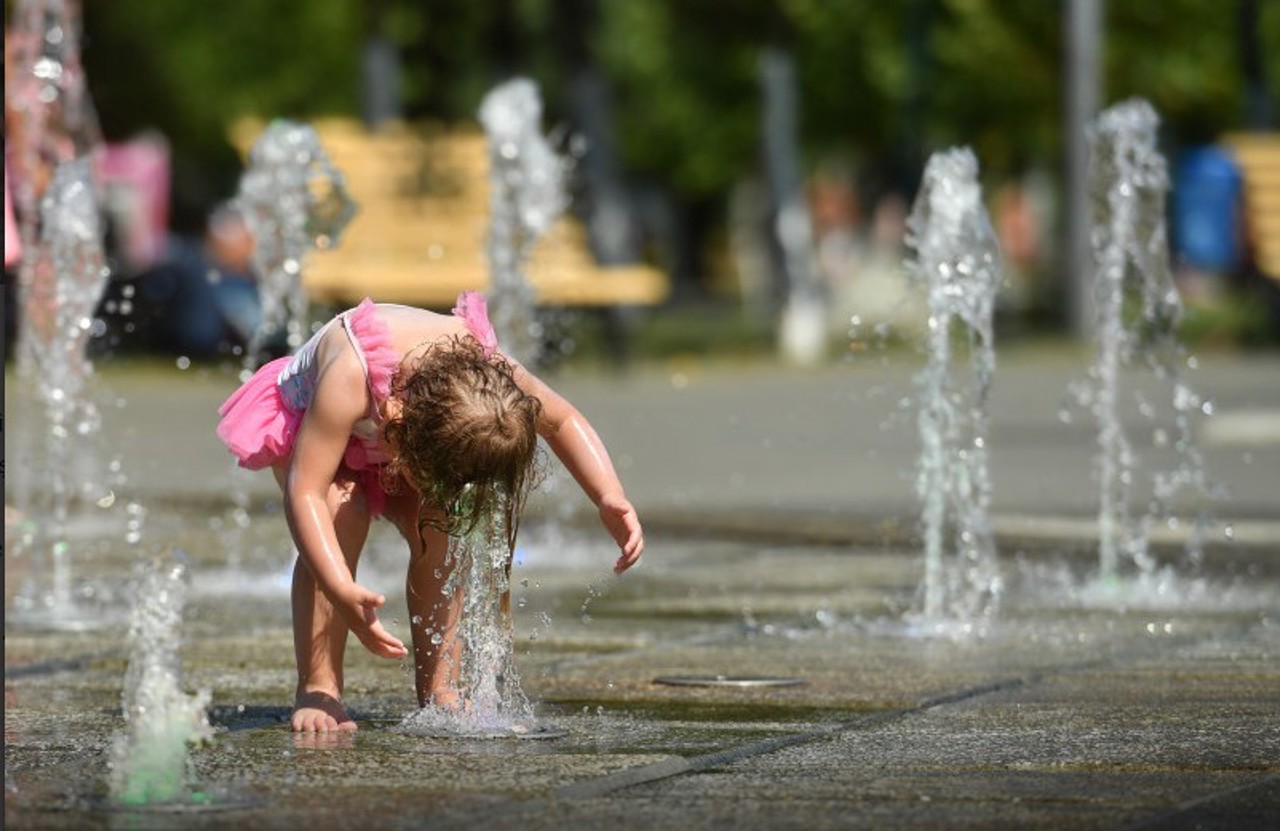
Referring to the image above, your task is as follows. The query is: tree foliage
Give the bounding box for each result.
[51,0,1277,226]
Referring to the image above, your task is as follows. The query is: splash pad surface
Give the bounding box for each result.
[5,355,1279,829]
[5,508,1278,830]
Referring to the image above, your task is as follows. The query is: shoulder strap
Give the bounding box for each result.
[339,311,383,421]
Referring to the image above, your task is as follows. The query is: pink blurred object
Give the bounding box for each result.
[95,134,171,270]
[4,163,19,267]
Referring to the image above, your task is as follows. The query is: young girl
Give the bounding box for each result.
[216,292,644,731]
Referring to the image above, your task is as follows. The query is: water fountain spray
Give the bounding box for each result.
[221,122,356,572]
[5,2,131,631]
[398,495,536,737]
[903,147,1003,626]
[10,158,115,626]
[109,553,213,808]
[478,78,569,367]
[7,0,102,472]
[8,0,101,374]
[1086,99,1217,581]
[233,120,357,369]
[6,0,100,276]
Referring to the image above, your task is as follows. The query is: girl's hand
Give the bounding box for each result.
[336,583,409,659]
[598,494,644,574]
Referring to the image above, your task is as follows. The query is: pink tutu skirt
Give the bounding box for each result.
[216,354,299,471]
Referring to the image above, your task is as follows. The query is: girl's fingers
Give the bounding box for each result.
[359,602,408,658]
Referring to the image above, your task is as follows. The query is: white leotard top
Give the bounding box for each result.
[276,309,382,440]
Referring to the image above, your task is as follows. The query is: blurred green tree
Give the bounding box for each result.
[80,0,362,229]
[53,0,1274,273]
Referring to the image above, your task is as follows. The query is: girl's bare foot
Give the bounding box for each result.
[424,689,464,713]
[292,690,357,732]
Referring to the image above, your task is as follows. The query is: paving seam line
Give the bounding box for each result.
[551,624,1254,802]
[1113,772,1280,831]
[552,677,1026,800]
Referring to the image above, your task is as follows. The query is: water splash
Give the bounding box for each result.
[902,147,1003,627]
[397,496,536,737]
[6,0,100,259]
[109,554,213,807]
[9,159,114,626]
[234,120,357,367]
[8,0,102,377]
[1086,99,1219,581]
[478,78,569,367]
[7,0,104,468]
[24,159,107,410]
[5,3,124,631]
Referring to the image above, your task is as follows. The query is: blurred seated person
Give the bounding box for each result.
[140,204,262,358]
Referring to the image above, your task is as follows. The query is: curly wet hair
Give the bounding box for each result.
[380,335,544,552]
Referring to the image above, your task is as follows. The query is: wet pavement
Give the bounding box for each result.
[5,345,1280,829]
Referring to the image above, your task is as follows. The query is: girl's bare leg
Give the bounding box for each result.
[385,491,463,709]
[275,465,371,731]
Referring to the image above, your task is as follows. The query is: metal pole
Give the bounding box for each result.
[1065,0,1102,338]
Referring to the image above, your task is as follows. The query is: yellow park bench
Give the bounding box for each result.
[229,117,670,311]
[1223,132,1280,284]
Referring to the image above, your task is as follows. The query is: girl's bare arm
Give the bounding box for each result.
[284,352,408,659]
[512,361,644,573]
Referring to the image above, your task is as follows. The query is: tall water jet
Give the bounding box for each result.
[6,0,104,509]
[1085,99,1217,582]
[6,0,140,635]
[221,122,357,573]
[902,147,1003,627]
[109,553,213,808]
[234,120,357,368]
[478,78,569,367]
[6,0,100,276]
[8,158,116,628]
[8,0,102,381]
[397,498,538,737]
